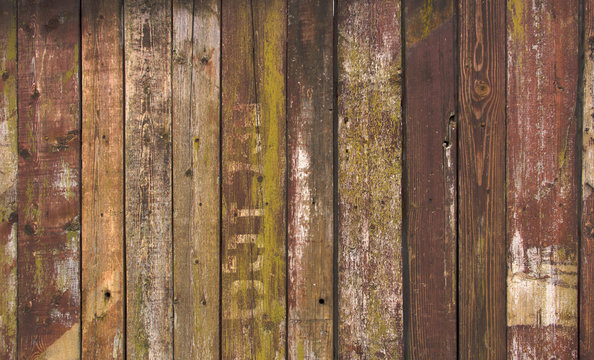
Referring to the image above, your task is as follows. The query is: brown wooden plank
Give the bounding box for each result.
[124,0,173,358]
[221,0,287,358]
[287,0,333,358]
[172,0,220,358]
[81,0,124,358]
[458,0,506,358]
[403,0,456,358]
[0,1,17,359]
[336,1,403,357]
[506,0,579,357]
[582,0,594,356]
[16,0,81,357]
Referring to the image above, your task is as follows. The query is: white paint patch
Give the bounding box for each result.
[54,161,77,200]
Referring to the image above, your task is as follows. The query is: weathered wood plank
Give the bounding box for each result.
[582,0,594,356]
[458,0,506,358]
[0,1,17,359]
[173,0,220,358]
[124,0,173,358]
[221,0,287,358]
[287,0,333,358]
[403,0,456,358]
[506,0,579,357]
[17,0,81,357]
[336,1,403,358]
[81,0,124,358]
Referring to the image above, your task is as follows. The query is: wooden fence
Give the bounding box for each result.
[0,0,592,358]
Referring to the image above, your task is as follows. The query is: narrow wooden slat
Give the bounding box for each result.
[336,1,403,357]
[404,0,457,358]
[506,0,579,357]
[81,0,124,358]
[17,0,81,357]
[221,0,287,358]
[173,0,220,358]
[458,0,506,357]
[287,0,333,358]
[0,1,17,359]
[124,0,173,358]
[582,0,594,356]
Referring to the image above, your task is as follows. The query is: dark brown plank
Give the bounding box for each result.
[403,0,456,358]
[506,0,579,357]
[287,0,334,358]
[458,0,506,358]
[17,0,81,357]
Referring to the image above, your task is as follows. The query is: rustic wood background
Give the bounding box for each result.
[0,0,591,359]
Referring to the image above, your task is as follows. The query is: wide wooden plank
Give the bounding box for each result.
[287,0,333,358]
[403,0,456,358]
[336,1,403,357]
[172,0,220,358]
[582,0,594,356]
[81,0,124,358]
[17,0,81,357]
[221,0,287,358]
[506,0,579,357]
[124,0,173,358]
[0,1,17,359]
[458,0,506,358]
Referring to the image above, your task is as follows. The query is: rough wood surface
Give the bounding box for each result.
[458,0,506,358]
[81,0,124,358]
[507,0,579,358]
[17,0,81,358]
[0,1,17,359]
[124,0,173,358]
[173,0,220,358]
[404,0,456,358]
[336,1,403,358]
[221,0,287,358]
[287,0,333,358]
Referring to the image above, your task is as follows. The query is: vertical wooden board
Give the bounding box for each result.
[17,0,81,358]
[506,0,579,357]
[81,0,124,358]
[582,0,594,356]
[403,0,456,358]
[221,0,286,358]
[458,0,506,358]
[287,0,333,359]
[124,0,173,358]
[0,1,17,359]
[173,0,220,358]
[336,1,403,358]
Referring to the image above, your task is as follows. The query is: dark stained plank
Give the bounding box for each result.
[458,0,506,358]
[336,0,403,357]
[16,0,81,357]
[0,1,17,359]
[287,0,333,358]
[506,0,579,357]
[172,0,220,358]
[124,0,173,358]
[221,0,287,358]
[81,0,124,358]
[403,0,456,358]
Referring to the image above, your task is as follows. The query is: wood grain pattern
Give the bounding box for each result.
[17,0,81,358]
[336,1,403,358]
[403,0,456,358]
[81,0,124,358]
[124,0,173,358]
[173,0,220,358]
[287,0,333,358]
[506,0,579,357]
[458,0,506,358]
[0,1,17,359]
[221,0,287,358]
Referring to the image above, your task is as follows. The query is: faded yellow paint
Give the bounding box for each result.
[508,0,525,42]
